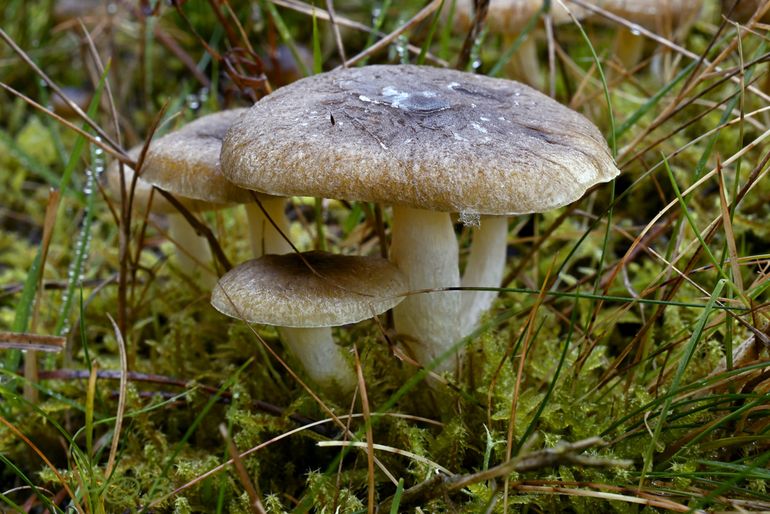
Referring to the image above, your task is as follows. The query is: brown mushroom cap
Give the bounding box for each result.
[105,146,215,215]
[595,0,703,30]
[211,251,407,328]
[142,109,253,204]
[721,0,769,23]
[221,64,619,216]
[452,0,587,33]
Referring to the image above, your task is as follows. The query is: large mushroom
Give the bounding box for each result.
[211,251,407,394]
[220,64,619,373]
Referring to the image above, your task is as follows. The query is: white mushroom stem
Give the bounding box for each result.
[167,212,216,287]
[460,216,508,335]
[244,195,292,257]
[278,327,356,393]
[391,206,461,372]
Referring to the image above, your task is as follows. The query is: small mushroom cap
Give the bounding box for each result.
[451,0,587,33]
[721,0,768,23]
[142,109,253,204]
[595,0,703,31]
[222,64,619,216]
[105,146,215,215]
[211,251,407,328]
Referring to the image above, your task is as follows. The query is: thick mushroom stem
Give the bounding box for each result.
[278,327,356,393]
[391,206,461,372]
[167,212,216,287]
[460,215,508,335]
[244,195,292,257]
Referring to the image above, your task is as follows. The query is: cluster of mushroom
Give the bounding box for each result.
[111,64,619,397]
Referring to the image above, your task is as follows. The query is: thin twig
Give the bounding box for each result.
[456,0,489,70]
[0,28,122,149]
[378,437,632,511]
[325,0,347,66]
[219,424,267,514]
[270,0,448,66]
[105,314,128,477]
[338,0,444,68]
[0,332,65,353]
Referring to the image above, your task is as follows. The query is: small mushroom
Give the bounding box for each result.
[142,109,292,264]
[449,0,587,89]
[594,0,703,75]
[211,251,407,394]
[221,65,619,375]
[105,145,224,282]
[721,0,770,23]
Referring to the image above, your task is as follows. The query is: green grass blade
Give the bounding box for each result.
[489,6,542,77]
[143,358,252,504]
[613,61,697,140]
[664,157,734,291]
[416,0,444,65]
[639,278,725,485]
[361,0,393,66]
[53,142,101,336]
[516,294,579,451]
[260,0,310,77]
[390,478,405,514]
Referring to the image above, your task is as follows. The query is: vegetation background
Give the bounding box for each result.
[1,0,769,512]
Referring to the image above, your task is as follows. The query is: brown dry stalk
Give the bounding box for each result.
[219,424,267,514]
[0,332,65,352]
[378,437,633,511]
[339,0,445,68]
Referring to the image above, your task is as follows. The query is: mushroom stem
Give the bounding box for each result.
[612,27,645,74]
[391,206,461,372]
[278,327,356,393]
[244,196,292,257]
[460,215,508,335]
[504,33,543,90]
[167,212,217,286]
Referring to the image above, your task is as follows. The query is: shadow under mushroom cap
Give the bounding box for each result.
[221,65,619,216]
[211,251,408,328]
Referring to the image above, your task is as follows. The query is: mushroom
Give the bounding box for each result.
[594,0,703,74]
[721,0,770,23]
[105,145,223,282]
[211,251,407,394]
[449,0,587,89]
[142,108,292,264]
[220,64,619,373]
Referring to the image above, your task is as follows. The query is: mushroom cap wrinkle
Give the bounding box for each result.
[142,108,252,204]
[221,65,619,216]
[211,251,408,328]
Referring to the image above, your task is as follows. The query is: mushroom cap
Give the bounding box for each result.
[595,0,703,31]
[105,146,216,215]
[211,251,407,328]
[142,109,253,204]
[451,0,587,33]
[721,0,768,23]
[221,64,619,216]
